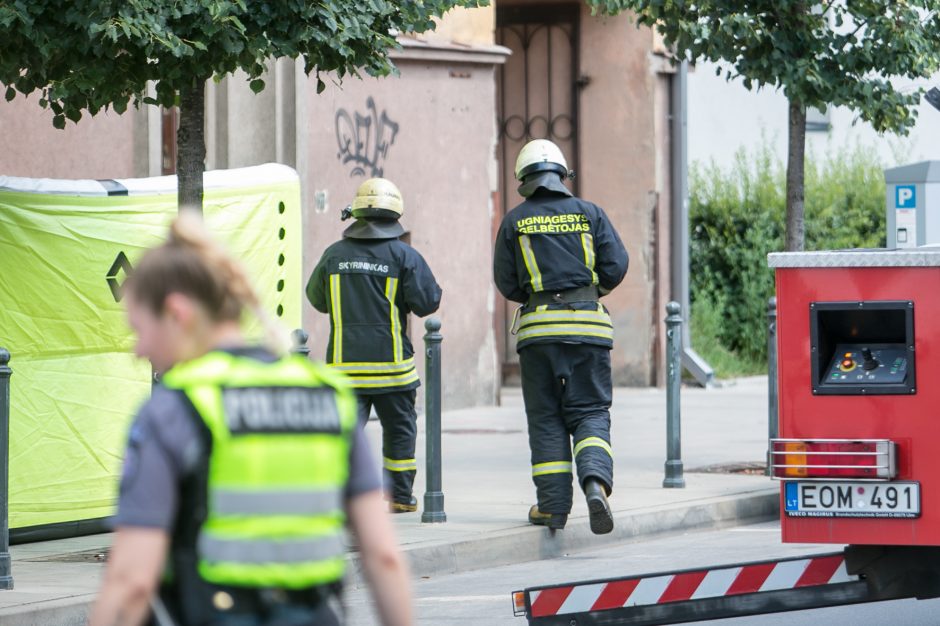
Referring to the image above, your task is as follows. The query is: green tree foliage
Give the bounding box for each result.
[0,0,487,209]
[586,0,940,250]
[689,140,889,373]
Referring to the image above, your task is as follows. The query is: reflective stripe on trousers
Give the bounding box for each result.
[532,461,573,477]
[573,436,612,459]
[384,457,418,472]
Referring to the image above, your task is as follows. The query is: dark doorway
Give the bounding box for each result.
[495,4,581,380]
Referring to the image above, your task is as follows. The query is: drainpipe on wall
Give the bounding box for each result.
[670,60,715,387]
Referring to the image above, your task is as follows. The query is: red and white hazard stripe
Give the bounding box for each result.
[529,554,852,618]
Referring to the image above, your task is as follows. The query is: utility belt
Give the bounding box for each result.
[511,286,603,336]
[158,579,342,626]
[210,582,341,614]
[527,285,599,308]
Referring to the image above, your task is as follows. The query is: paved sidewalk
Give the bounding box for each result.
[1,378,778,625]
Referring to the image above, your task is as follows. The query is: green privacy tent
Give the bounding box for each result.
[0,164,303,537]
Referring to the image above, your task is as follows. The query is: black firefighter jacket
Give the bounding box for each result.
[307,236,442,393]
[494,188,629,351]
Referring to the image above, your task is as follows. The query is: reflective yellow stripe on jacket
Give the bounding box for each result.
[516,303,614,343]
[519,234,544,291]
[386,277,402,362]
[329,274,343,363]
[326,273,417,389]
[328,357,419,389]
[581,233,598,285]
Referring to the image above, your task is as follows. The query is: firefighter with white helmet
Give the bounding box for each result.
[494,139,629,534]
[308,177,442,514]
[514,139,571,186]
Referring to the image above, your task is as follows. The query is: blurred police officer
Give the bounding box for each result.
[494,139,628,535]
[308,178,442,514]
[90,215,412,626]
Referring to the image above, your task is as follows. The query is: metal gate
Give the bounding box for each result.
[496,4,580,376]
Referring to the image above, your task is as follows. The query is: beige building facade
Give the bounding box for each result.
[0,3,680,407]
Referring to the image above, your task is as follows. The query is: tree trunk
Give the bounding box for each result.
[176,79,206,213]
[785,99,806,252]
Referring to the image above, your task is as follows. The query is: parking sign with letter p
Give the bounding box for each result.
[897,185,916,208]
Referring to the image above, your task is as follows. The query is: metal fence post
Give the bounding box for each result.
[291,328,310,358]
[663,302,686,488]
[0,349,13,589]
[767,296,778,476]
[422,317,446,523]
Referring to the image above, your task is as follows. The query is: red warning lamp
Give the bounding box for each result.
[770,439,896,480]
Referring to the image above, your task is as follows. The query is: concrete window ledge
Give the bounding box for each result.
[392,37,511,66]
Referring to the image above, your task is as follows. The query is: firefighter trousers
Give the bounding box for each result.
[356,390,418,504]
[519,342,613,515]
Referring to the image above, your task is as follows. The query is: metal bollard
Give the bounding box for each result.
[422,317,446,523]
[767,297,778,476]
[663,302,686,488]
[291,328,310,358]
[0,349,13,589]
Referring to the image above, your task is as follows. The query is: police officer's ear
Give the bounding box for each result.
[162,292,201,331]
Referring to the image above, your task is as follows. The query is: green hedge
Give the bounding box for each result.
[689,141,890,375]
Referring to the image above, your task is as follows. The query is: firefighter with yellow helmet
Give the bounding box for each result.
[494,139,629,534]
[307,178,442,514]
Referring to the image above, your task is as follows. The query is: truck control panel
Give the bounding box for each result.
[810,300,915,395]
[823,344,909,386]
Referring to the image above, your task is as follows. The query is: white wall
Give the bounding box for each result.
[688,60,940,170]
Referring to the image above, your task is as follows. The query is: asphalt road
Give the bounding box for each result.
[343,521,940,625]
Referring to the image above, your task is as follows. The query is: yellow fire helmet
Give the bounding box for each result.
[514,139,569,181]
[351,177,404,220]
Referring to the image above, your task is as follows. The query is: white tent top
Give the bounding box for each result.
[0,163,298,197]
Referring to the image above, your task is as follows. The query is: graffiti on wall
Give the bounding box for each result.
[335,97,400,178]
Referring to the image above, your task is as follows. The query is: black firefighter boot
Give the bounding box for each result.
[390,496,418,514]
[584,479,613,535]
[528,505,568,530]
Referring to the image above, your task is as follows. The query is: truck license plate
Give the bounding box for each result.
[784,481,920,518]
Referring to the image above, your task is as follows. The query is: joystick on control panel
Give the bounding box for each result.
[823,343,908,389]
[861,347,880,371]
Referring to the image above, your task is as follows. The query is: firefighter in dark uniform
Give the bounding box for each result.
[307,178,442,514]
[494,139,629,535]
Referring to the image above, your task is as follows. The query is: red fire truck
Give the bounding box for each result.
[511,249,940,625]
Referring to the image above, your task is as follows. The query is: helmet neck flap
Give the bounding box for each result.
[342,218,406,240]
[518,171,573,199]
